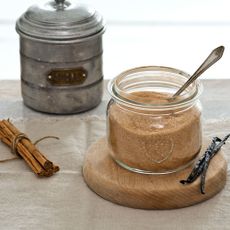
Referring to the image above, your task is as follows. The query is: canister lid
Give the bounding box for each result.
[16,0,104,41]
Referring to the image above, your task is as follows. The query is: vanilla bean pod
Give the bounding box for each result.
[200,154,211,194]
[214,134,230,151]
[180,138,217,184]
[180,134,230,194]
[200,137,228,193]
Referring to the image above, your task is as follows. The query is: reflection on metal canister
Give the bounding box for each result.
[16,0,105,114]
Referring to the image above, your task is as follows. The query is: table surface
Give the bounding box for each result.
[1,79,230,119]
[0,80,230,230]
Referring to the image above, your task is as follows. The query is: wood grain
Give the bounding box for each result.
[83,137,227,209]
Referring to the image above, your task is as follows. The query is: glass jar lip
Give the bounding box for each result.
[107,66,203,111]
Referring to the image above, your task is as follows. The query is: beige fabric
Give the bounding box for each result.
[0,79,229,230]
[0,116,229,230]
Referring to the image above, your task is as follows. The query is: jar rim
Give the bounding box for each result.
[107,66,203,111]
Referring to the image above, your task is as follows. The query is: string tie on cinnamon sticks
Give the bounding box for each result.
[11,133,59,156]
[0,119,60,177]
[11,133,30,156]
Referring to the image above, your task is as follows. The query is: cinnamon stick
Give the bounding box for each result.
[0,120,59,177]
[0,122,44,175]
[3,120,53,170]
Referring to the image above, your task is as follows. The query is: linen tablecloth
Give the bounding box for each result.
[0,80,229,230]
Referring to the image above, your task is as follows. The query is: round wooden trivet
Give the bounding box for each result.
[82,137,227,209]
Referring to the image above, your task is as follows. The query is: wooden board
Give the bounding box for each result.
[82,137,227,209]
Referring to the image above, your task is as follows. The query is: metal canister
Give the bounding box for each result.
[16,0,105,114]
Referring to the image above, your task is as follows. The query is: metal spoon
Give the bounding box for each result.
[172,46,225,98]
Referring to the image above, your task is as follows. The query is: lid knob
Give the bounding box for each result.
[55,0,65,4]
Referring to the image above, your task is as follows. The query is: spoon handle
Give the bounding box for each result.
[173,46,225,97]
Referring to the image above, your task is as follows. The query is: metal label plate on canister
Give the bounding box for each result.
[47,67,87,86]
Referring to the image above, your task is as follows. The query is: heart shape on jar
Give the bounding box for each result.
[142,137,174,164]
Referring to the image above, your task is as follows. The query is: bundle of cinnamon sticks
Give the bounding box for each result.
[0,119,59,177]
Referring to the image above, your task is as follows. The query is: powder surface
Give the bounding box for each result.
[126,91,172,104]
[107,91,202,173]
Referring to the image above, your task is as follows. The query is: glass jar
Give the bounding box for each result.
[107,66,203,174]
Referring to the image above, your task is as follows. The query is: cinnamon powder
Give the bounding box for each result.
[107,91,202,173]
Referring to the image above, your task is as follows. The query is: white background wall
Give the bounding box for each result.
[0,0,230,80]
